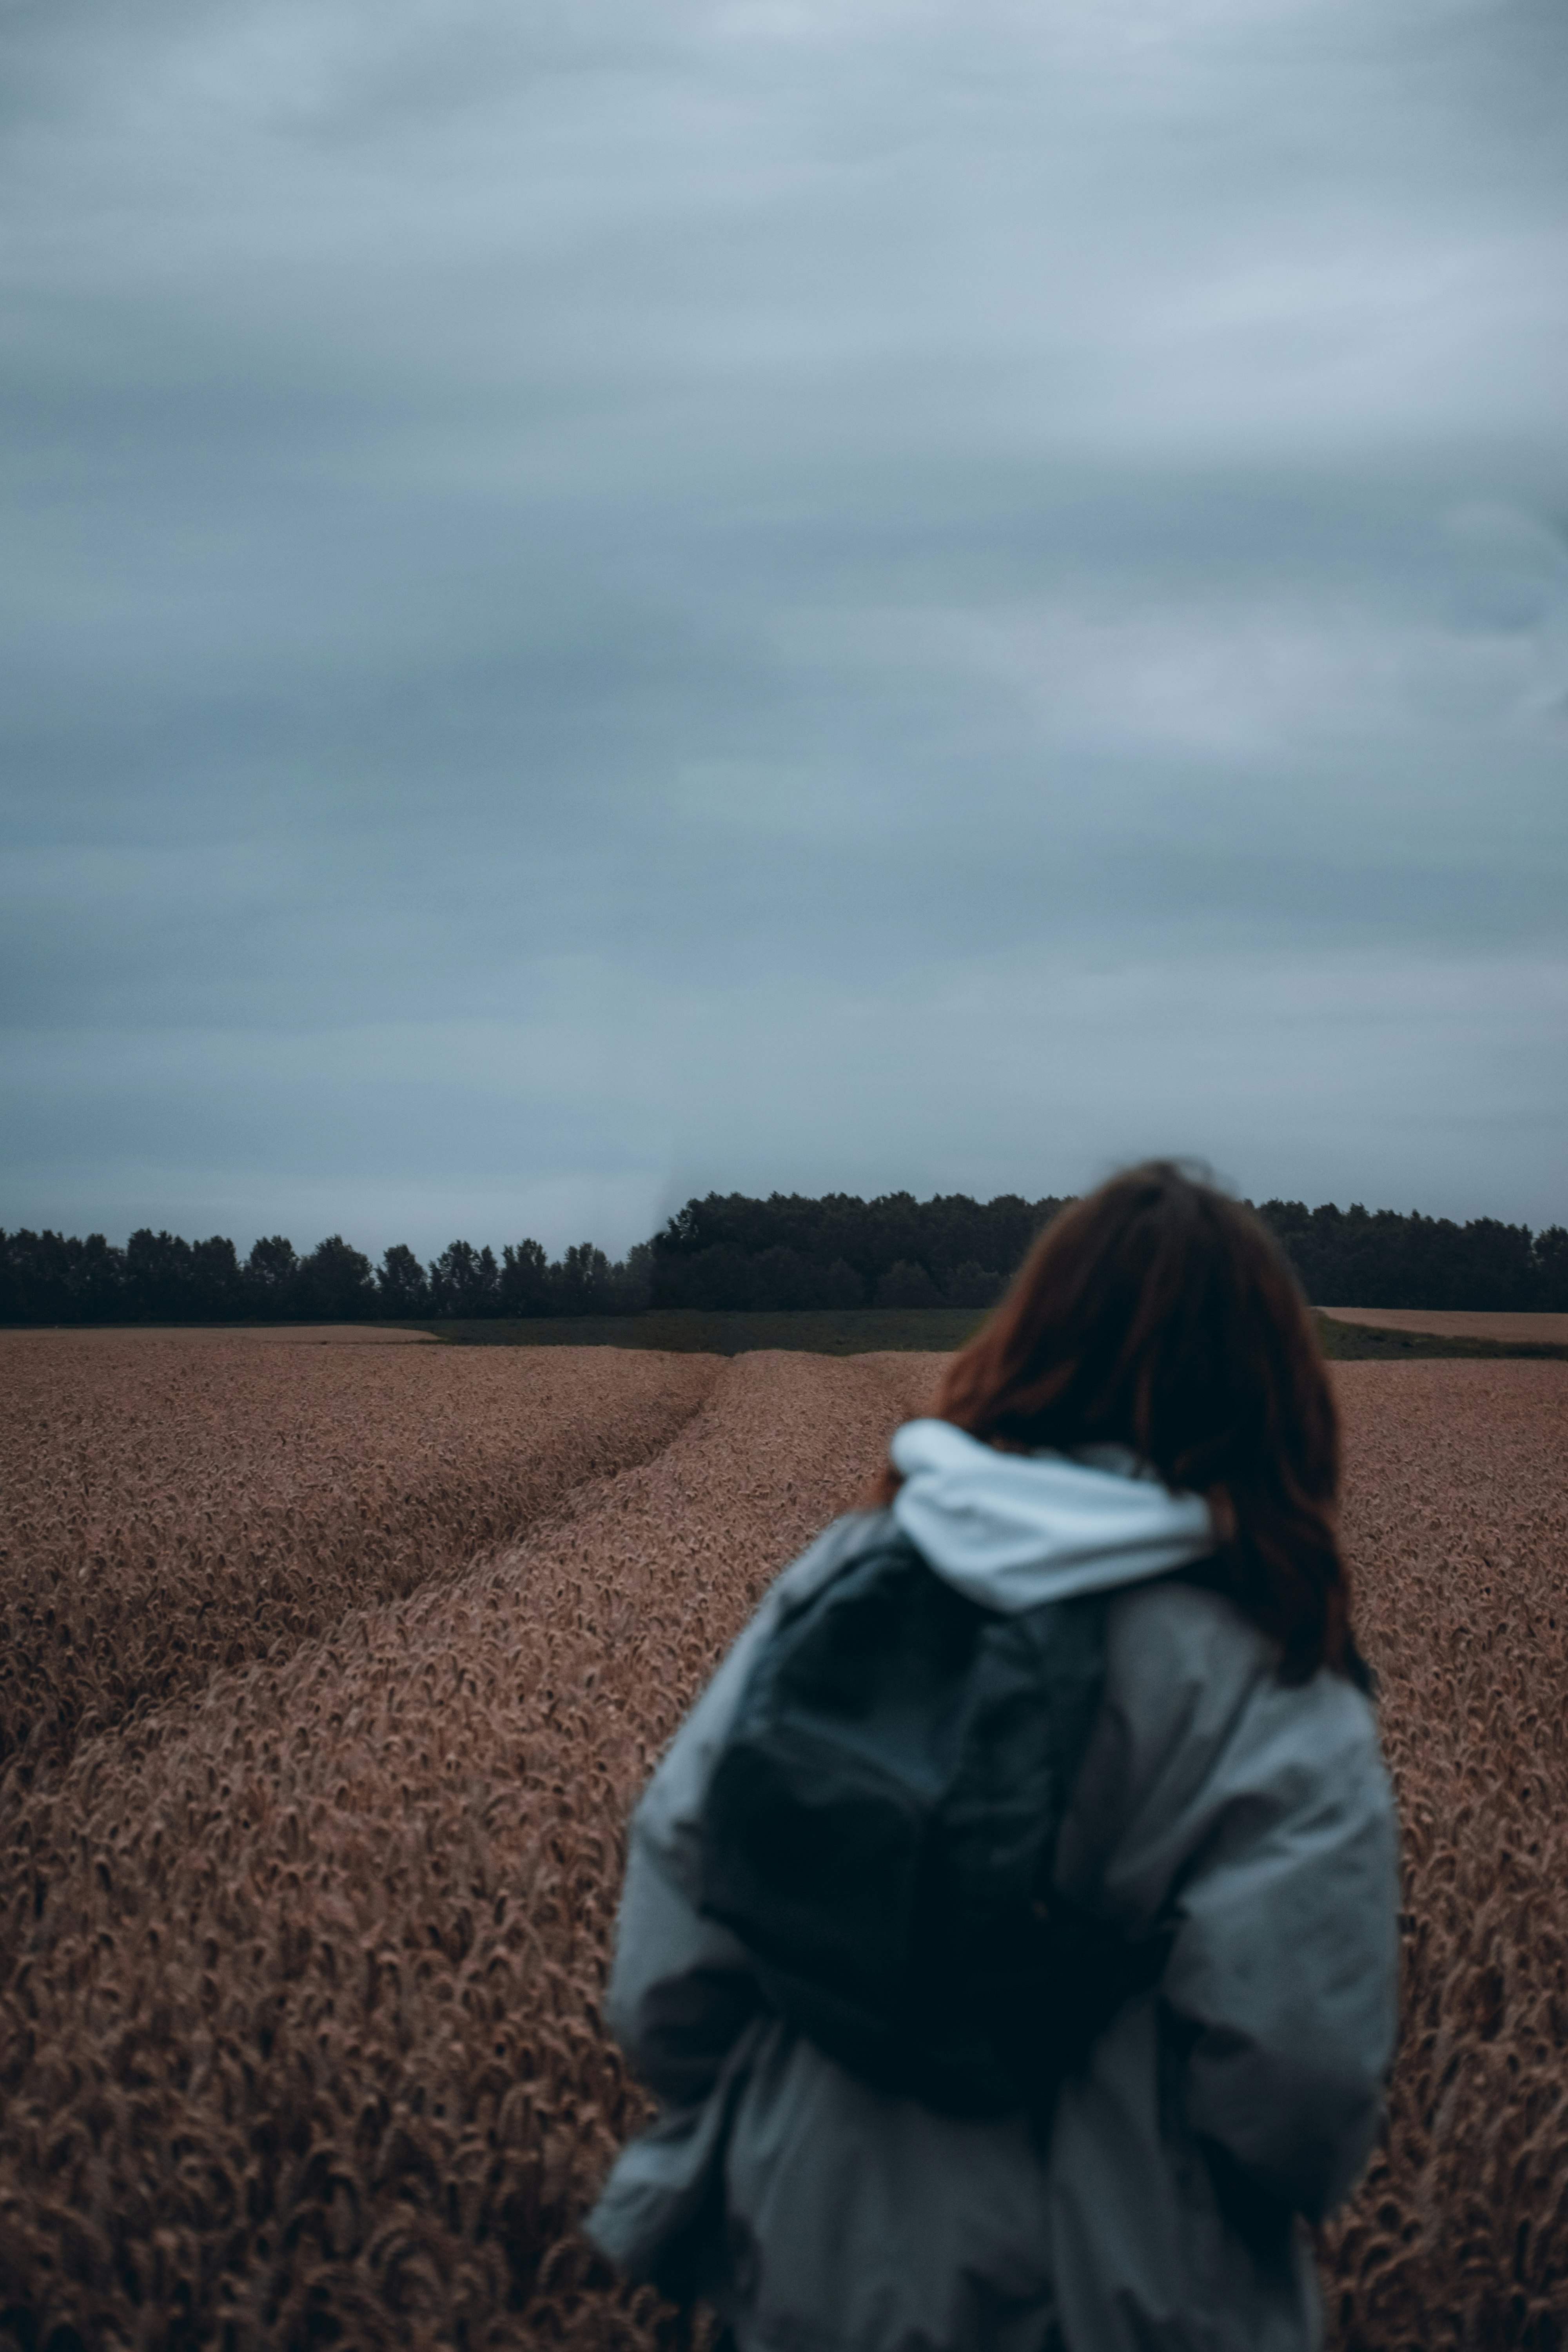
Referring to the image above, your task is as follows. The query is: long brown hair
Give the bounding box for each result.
[872,1161,1358,1684]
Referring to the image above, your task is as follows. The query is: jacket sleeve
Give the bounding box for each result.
[1161,1671,1400,2220]
[1062,1584,1401,2224]
[604,1512,879,2106]
[606,1837,762,2107]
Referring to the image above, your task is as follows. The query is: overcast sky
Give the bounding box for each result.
[3,0,1565,1261]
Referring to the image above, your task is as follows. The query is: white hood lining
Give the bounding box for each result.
[889,1417,1217,1614]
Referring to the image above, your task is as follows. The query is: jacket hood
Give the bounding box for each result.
[889,1417,1216,1614]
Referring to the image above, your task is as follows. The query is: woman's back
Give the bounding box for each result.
[589,1513,1396,2352]
[587,1163,1400,2352]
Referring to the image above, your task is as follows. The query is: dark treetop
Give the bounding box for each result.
[2,1192,1564,1325]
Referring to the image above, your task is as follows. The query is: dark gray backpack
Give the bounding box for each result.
[698,1523,1173,2118]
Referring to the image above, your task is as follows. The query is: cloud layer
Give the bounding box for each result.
[3,0,1565,1252]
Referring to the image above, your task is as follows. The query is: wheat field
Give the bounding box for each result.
[0,1341,717,1786]
[0,1336,1563,2350]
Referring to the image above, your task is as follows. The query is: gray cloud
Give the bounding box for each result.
[2,0,1565,1253]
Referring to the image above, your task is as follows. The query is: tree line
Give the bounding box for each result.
[646,1190,1068,1311]
[0,1229,653,1326]
[645,1189,1568,1312]
[2,1188,1564,1325]
[1252,1199,1566,1313]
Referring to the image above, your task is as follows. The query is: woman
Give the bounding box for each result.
[588,1163,1400,2352]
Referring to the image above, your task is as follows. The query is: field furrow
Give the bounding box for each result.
[0,1340,721,1788]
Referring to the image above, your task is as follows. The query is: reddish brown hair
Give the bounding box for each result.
[873,1160,1359,1684]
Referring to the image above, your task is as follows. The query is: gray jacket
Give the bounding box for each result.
[588,1431,1399,2352]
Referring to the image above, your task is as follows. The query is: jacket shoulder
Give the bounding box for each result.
[1106,1572,1380,1766]
[1058,1574,1390,1926]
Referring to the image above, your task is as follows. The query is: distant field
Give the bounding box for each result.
[1316,1309,1568,1360]
[7,1306,1563,1358]
[424,1306,1568,1361]
[417,1305,990,1353]
[1319,1306,1568,1348]
[0,1320,438,1344]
